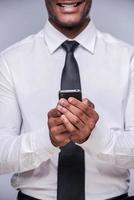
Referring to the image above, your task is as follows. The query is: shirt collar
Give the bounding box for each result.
[44,19,97,54]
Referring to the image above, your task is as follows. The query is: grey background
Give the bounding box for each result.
[0,0,134,199]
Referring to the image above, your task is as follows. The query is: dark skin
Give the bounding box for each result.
[48,98,99,147]
[45,0,92,38]
[46,0,99,147]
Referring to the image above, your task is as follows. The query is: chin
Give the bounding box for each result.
[60,21,80,28]
[56,17,84,29]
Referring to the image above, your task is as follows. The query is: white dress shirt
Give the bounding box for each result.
[0,20,134,200]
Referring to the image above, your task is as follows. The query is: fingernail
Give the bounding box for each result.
[57,105,63,111]
[57,105,67,113]
[59,98,68,106]
[68,97,74,102]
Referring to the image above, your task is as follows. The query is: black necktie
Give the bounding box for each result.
[57,40,85,200]
[61,40,81,90]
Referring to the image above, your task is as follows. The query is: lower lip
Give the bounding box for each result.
[57,2,84,13]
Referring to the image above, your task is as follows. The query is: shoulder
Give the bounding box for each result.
[96,29,134,53]
[0,29,45,60]
[95,29,134,71]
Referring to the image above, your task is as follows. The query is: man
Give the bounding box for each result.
[0,0,134,199]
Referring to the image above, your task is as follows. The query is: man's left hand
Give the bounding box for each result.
[57,97,99,144]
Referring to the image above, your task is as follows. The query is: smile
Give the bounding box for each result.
[57,1,84,8]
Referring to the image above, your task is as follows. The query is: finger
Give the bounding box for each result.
[68,97,98,119]
[57,101,90,124]
[60,114,77,133]
[58,98,99,124]
[70,133,84,144]
[48,108,61,118]
[50,124,67,136]
[88,118,99,130]
[48,117,63,127]
[57,105,85,129]
[70,131,90,144]
[82,98,95,108]
[50,131,71,147]
[59,97,88,114]
[55,134,71,147]
[68,97,91,113]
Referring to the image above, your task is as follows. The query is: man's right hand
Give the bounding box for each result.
[47,108,71,147]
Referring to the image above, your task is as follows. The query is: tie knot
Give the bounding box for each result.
[62,40,79,53]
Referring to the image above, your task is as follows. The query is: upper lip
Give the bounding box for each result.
[56,0,84,5]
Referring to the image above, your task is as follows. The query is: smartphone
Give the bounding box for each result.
[59,89,82,101]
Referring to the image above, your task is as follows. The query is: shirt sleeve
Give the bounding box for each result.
[80,54,134,169]
[0,55,59,175]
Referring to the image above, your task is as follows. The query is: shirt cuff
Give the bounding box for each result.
[19,126,60,172]
[32,127,60,156]
[78,120,115,155]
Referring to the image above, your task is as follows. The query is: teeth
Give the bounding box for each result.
[62,4,77,7]
[59,3,78,7]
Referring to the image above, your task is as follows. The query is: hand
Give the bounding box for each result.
[47,108,71,147]
[57,97,99,144]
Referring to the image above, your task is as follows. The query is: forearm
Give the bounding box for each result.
[0,127,59,174]
[80,121,134,169]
